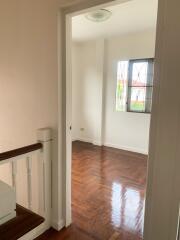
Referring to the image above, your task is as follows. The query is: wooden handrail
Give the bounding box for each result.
[0,143,43,162]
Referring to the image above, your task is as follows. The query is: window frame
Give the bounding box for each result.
[116,58,154,114]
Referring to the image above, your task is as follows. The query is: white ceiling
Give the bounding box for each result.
[72,0,158,42]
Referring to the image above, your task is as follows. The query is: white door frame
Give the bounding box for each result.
[61,0,136,227]
[58,0,180,239]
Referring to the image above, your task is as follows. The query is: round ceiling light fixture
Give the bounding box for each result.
[85,9,112,22]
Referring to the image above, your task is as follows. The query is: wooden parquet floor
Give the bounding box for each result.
[37,141,147,240]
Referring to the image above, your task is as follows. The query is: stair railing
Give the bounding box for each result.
[0,128,52,235]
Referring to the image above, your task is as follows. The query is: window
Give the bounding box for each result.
[116,61,128,111]
[116,59,154,113]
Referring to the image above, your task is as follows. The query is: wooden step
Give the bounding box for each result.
[0,204,44,240]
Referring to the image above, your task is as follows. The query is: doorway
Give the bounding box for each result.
[64,0,158,239]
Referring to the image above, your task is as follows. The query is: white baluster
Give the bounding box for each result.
[26,156,32,210]
[37,128,52,226]
[12,161,17,195]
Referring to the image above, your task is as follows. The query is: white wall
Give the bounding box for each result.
[72,41,104,145]
[0,0,61,228]
[72,30,156,154]
[72,41,96,142]
[104,30,156,154]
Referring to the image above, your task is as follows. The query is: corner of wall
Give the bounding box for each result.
[51,218,65,231]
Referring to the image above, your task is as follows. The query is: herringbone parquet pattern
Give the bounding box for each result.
[37,141,147,240]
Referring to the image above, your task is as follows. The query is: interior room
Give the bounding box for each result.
[0,0,180,239]
[71,0,158,239]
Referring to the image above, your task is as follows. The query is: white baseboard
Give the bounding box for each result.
[72,137,93,144]
[0,211,16,226]
[72,137,148,155]
[104,142,148,155]
[92,141,103,146]
[18,218,65,240]
[18,221,51,240]
[51,218,65,231]
[72,137,103,147]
